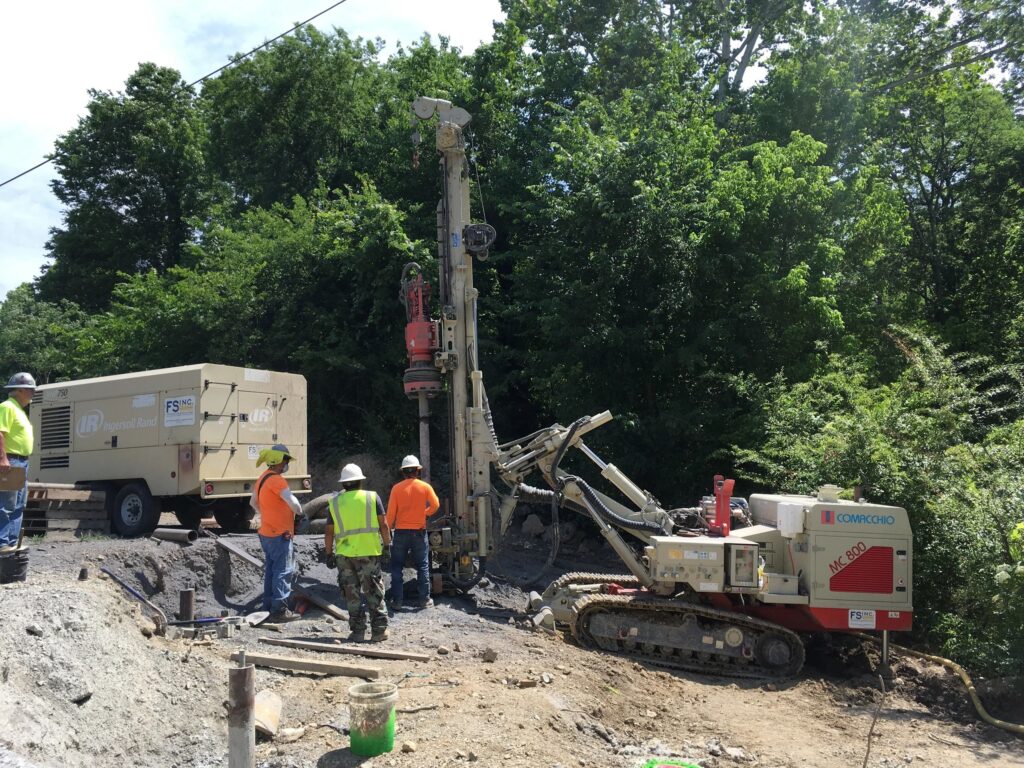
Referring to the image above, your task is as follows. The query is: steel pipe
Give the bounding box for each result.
[178,588,195,622]
[152,527,198,543]
[228,655,255,768]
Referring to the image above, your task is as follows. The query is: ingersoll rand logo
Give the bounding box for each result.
[250,408,273,424]
[76,409,104,436]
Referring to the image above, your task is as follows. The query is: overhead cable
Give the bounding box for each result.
[0,0,352,191]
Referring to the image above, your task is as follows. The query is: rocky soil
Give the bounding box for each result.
[1,524,1023,768]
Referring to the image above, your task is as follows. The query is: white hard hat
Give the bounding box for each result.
[5,372,36,390]
[338,463,366,483]
[401,455,422,470]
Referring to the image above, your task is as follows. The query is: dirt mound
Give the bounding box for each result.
[0,573,226,768]
[5,531,1024,768]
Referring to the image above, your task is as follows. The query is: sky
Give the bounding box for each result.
[0,0,504,300]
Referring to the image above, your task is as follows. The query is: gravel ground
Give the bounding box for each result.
[2,523,1023,768]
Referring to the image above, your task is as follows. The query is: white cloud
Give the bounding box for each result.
[0,0,502,298]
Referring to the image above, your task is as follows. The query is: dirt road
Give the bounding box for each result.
[1,535,1021,768]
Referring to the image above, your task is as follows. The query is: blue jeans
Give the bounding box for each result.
[259,533,295,612]
[390,529,430,605]
[0,456,29,549]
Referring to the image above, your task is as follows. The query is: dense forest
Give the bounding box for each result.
[2,0,1022,674]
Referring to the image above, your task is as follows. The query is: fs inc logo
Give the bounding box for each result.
[76,409,104,436]
[821,509,836,525]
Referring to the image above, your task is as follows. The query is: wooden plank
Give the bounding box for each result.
[23,520,107,532]
[293,587,347,621]
[26,488,105,502]
[217,538,347,620]
[24,509,108,520]
[22,519,108,531]
[28,482,86,491]
[254,690,282,737]
[46,520,108,531]
[216,538,263,569]
[260,636,430,662]
[27,500,107,513]
[229,651,379,679]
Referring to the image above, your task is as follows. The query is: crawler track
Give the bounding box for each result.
[546,573,804,679]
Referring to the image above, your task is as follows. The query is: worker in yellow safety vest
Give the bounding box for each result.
[324,463,392,642]
[0,372,36,554]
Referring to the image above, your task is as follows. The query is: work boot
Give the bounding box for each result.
[370,625,389,643]
[347,624,367,641]
[416,598,434,609]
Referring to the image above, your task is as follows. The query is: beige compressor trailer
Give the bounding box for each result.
[28,364,310,536]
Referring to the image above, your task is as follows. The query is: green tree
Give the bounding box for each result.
[0,285,89,383]
[200,27,390,210]
[40,63,210,310]
[734,332,1024,672]
[76,183,423,456]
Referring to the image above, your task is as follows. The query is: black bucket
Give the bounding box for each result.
[0,548,28,583]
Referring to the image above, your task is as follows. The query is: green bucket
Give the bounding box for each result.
[348,682,398,756]
[640,761,701,768]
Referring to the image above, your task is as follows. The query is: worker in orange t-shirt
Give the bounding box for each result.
[251,443,304,620]
[386,455,440,610]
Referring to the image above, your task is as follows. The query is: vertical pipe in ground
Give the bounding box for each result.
[880,630,891,678]
[418,393,431,482]
[228,655,255,768]
[178,588,195,622]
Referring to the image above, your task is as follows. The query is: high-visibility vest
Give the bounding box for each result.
[328,490,382,557]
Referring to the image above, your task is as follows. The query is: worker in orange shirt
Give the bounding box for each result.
[386,455,440,609]
[251,444,304,621]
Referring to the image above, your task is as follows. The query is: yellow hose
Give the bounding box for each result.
[856,633,1024,736]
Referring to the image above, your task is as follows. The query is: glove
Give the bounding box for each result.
[380,546,391,570]
[317,548,336,568]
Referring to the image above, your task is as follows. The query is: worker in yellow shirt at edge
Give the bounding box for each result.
[0,373,36,554]
[386,455,440,610]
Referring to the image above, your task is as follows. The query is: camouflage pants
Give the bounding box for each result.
[337,556,387,631]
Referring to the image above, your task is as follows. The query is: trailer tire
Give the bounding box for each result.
[175,508,204,529]
[214,504,256,532]
[112,483,159,537]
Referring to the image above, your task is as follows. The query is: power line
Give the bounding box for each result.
[0,0,352,191]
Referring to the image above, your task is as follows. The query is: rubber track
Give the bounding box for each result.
[569,593,805,680]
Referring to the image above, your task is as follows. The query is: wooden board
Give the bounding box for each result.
[21,483,110,537]
[254,690,282,736]
[22,519,108,532]
[260,636,430,662]
[27,487,105,503]
[25,508,108,520]
[229,651,380,679]
[0,466,26,491]
[293,588,347,621]
[216,538,263,568]
[216,538,347,620]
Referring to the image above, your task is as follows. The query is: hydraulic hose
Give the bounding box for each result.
[855,633,1024,736]
[551,417,588,477]
[572,476,665,535]
[448,556,486,592]
[486,483,562,589]
[481,389,500,447]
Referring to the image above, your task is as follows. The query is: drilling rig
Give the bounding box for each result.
[401,98,913,677]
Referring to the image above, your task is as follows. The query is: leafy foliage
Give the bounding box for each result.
[40,64,210,310]
[5,3,1024,673]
